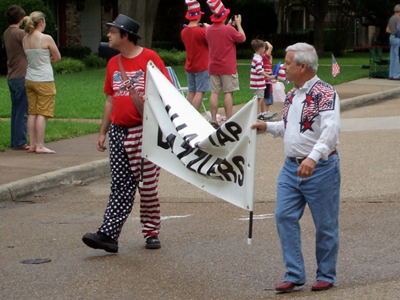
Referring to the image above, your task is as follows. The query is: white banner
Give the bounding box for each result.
[142,61,257,211]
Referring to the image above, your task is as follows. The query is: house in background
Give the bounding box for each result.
[275,1,374,49]
[49,0,374,53]
[49,0,118,52]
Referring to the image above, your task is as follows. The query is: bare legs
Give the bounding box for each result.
[210,91,234,123]
[223,92,233,120]
[28,114,53,153]
[187,91,205,111]
[210,91,220,123]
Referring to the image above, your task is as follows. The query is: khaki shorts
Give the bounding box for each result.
[252,89,265,99]
[25,79,56,117]
[209,73,240,93]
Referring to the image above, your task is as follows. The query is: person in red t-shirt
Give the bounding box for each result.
[82,14,171,253]
[181,0,210,111]
[206,0,246,129]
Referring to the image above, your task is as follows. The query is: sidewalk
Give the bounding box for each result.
[1,78,400,201]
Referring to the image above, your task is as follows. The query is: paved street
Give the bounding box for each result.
[1,96,400,299]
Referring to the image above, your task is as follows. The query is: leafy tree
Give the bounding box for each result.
[0,0,56,43]
[340,0,396,46]
[329,2,354,57]
[229,0,277,41]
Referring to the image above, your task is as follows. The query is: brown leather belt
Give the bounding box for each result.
[289,150,337,165]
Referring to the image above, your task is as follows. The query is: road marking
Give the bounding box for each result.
[131,215,192,221]
[238,214,274,220]
[161,214,192,220]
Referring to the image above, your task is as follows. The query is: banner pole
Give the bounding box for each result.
[248,211,253,245]
[247,98,257,245]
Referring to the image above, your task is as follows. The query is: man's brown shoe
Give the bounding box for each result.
[275,281,303,292]
[311,280,332,291]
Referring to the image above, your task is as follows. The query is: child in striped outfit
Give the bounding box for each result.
[250,39,277,121]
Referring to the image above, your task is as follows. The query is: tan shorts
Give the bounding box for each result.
[25,79,56,117]
[209,73,240,93]
[252,89,265,99]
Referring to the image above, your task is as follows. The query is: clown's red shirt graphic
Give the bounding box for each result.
[104,48,171,127]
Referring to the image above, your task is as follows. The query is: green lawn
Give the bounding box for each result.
[0,51,372,151]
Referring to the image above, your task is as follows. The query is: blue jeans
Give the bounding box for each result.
[8,77,28,148]
[389,35,400,79]
[275,153,341,285]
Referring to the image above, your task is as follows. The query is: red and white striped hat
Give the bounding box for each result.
[207,0,230,23]
[185,0,204,21]
[277,65,286,82]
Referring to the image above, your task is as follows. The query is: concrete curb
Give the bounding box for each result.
[340,86,400,111]
[2,87,400,203]
[0,158,109,202]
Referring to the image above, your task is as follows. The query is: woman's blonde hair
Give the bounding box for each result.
[23,11,45,34]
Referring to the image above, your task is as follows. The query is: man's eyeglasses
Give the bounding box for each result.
[108,29,120,35]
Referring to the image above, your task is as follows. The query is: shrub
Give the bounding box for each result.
[157,49,186,66]
[59,46,91,60]
[52,57,85,74]
[152,41,185,51]
[83,55,107,68]
[236,49,254,60]
[353,46,390,53]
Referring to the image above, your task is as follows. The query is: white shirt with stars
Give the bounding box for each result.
[266,75,341,162]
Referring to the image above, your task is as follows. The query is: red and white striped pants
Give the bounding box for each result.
[98,123,161,240]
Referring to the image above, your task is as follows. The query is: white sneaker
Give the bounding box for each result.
[264,111,277,119]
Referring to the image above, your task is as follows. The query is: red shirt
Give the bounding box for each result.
[181,26,209,73]
[262,53,273,86]
[104,48,171,127]
[206,22,245,75]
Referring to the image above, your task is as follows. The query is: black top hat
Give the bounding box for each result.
[106,14,142,39]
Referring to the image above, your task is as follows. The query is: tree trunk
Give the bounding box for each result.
[313,16,325,57]
[119,0,160,48]
[299,0,329,57]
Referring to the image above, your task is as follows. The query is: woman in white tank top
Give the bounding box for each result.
[23,11,61,154]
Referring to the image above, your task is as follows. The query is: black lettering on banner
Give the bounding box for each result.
[155,107,246,187]
[170,113,179,121]
[208,134,218,147]
[165,104,190,134]
[176,140,195,160]
[206,158,224,180]
[197,152,213,175]
[216,159,238,183]
[225,122,242,141]
[176,123,188,131]
[183,133,198,143]
[166,133,176,149]
[157,127,170,150]
[232,156,245,186]
[208,122,243,147]
[216,130,236,146]
[186,149,208,173]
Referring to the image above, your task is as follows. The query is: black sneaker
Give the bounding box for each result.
[210,121,220,129]
[145,236,161,249]
[82,232,118,253]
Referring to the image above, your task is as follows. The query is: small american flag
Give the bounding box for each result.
[332,54,340,77]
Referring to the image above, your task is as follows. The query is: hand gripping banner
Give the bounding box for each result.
[142,61,257,243]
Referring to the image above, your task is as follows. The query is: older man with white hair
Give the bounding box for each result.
[252,43,341,293]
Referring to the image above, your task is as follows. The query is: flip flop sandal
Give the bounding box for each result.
[210,121,220,129]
